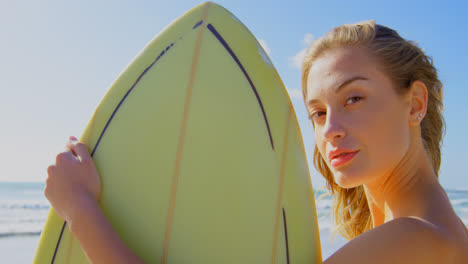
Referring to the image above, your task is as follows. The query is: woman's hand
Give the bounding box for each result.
[45,136,101,223]
[44,136,144,263]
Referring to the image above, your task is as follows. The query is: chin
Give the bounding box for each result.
[334,178,358,189]
[332,169,363,189]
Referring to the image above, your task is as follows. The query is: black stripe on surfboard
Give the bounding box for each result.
[193,20,203,29]
[206,23,275,150]
[90,21,206,156]
[50,221,67,264]
[50,20,204,263]
[90,40,177,156]
[282,207,290,264]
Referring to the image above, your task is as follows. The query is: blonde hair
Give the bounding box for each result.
[301,20,445,239]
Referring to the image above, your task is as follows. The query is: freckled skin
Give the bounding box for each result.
[306,46,411,188]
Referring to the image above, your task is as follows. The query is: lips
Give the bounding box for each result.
[328,149,359,167]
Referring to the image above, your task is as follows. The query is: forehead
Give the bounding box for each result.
[306,46,381,99]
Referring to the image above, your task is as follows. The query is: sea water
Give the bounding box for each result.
[0,182,467,260]
[0,182,49,238]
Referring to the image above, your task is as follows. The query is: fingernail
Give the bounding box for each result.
[70,136,78,141]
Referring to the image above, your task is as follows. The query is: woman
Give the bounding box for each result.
[45,21,468,263]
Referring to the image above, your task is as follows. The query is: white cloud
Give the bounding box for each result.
[286,87,303,100]
[289,32,315,70]
[289,48,306,70]
[302,33,314,45]
[258,39,271,56]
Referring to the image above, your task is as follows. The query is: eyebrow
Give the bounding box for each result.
[307,76,368,106]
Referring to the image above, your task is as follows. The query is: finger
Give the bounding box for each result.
[66,142,77,157]
[66,136,83,157]
[67,138,92,162]
[47,165,56,176]
[56,150,76,165]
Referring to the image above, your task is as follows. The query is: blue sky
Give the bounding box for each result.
[1,0,466,189]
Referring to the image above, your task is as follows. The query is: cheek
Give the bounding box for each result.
[314,128,327,159]
[364,100,410,173]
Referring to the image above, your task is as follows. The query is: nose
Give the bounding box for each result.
[322,111,346,142]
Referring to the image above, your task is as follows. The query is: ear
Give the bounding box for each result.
[408,80,428,125]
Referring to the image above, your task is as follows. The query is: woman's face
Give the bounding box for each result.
[305,46,412,188]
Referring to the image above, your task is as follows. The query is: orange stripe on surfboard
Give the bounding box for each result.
[271,105,293,264]
[161,3,211,263]
[65,233,73,264]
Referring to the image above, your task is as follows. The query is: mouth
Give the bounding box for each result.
[330,150,359,167]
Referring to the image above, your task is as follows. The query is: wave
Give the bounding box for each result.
[0,199,50,210]
[0,231,41,238]
[0,204,50,210]
[446,189,468,193]
[451,199,468,207]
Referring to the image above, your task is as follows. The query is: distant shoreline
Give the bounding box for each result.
[0,231,41,239]
[0,181,467,192]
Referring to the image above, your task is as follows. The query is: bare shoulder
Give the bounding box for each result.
[450,217,468,263]
[396,217,468,262]
[324,217,468,264]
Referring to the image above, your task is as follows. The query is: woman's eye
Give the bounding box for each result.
[309,111,326,120]
[346,96,363,105]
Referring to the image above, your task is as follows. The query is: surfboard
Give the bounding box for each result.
[34,2,322,263]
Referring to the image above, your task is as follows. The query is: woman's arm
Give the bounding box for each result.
[66,195,144,264]
[45,136,144,264]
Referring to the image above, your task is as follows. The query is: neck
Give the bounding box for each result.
[363,131,438,227]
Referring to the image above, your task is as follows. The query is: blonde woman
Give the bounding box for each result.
[301,20,467,263]
[45,21,468,263]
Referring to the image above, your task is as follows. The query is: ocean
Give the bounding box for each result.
[0,182,466,262]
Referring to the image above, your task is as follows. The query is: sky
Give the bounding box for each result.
[1,0,466,189]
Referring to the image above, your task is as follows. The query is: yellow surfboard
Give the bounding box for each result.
[34,2,322,263]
